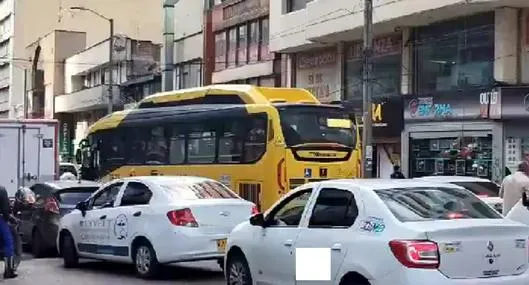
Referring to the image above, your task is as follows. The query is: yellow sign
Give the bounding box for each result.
[372,103,382,122]
[327,118,352,128]
[297,150,349,159]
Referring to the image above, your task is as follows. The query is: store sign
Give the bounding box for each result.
[346,33,402,61]
[59,122,71,156]
[479,89,501,119]
[344,96,403,138]
[408,97,453,118]
[296,48,340,103]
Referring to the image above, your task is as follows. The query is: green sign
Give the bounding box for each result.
[59,122,71,156]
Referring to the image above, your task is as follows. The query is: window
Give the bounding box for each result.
[249,21,259,63]
[244,116,267,162]
[126,127,147,164]
[146,126,168,164]
[168,126,185,164]
[375,187,502,222]
[120,182,152,206]
[188,123,216,163]
[219,119,243,163]
[237,24,248,66]
[56,187,99,205]
[91,183,123,208]
[285,0,307,13]
[415,12,494,93]
[227,28,237,67]
[309,188,358,228]
[160,180,239,200]
[215,32,227,71]
[267,189,312,227]
[451,181,499,197]
[260,18,272,61]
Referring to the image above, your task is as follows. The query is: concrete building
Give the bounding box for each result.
[0,0,162,118]
[206,0,280,86]
[271,0,529,182]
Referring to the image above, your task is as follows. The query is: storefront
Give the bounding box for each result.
[295,47,341,103]
[401,89,504,182]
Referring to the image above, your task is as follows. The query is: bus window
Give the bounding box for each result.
[169,126,185,164]
[219,118,243,163]
[278,106,354,147]
[126,128,147,165]
[244,116,267,162]
[188,123,216,163]
[146,126,168,164]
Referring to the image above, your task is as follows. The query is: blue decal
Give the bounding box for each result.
[360,217,386,233]
[304,168,312,178]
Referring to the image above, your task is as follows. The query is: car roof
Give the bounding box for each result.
[314,178,463,191]
[42,180,100,190]
[119,176,217,186]
[413,176,492,183]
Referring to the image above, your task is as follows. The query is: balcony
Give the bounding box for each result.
[55,85,121,113]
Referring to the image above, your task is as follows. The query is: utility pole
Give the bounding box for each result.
[108,18,114,114]
[362,0,374,178]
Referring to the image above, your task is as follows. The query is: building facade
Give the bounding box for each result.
[206,0,280,86]
[0,0,162,118]
[271,0,529,181]
[54,36,161,161]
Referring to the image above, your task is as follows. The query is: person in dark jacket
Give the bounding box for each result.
[390,165,406,179]
[0,186,16,278]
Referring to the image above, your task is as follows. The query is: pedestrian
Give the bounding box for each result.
[0,186,16,278]
[390,165,405,179]
[500,161,529,215]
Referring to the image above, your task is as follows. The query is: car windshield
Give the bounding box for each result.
[450,181,499,197]
[375,187,502,222]
[60,165,77,177]
[160,181,239,200]
[56,187,99,205]
[277,105,355,147]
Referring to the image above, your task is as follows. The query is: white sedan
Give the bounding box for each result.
[57,176,257,278]
[225,179,529,285]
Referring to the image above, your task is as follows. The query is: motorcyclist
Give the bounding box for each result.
[0,186,16,278]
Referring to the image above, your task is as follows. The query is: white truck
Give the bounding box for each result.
[0,119,59,197]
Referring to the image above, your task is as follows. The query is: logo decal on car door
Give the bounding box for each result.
[114,214,128,240]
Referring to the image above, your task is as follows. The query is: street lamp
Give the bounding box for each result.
[70,6,115,114]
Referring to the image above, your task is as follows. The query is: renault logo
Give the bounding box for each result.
[487,241,494,252]
[220,211,230,217]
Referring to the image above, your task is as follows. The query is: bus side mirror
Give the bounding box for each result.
[522,192,529,207]
[75,149,82,165]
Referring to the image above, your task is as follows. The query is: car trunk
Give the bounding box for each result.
[408,219,529,279]
[187,199,253,235]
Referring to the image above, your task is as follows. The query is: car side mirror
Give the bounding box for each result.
[249,213,265,227]
[522,192,529,207]
[75,149,82,165]
[76,201,87,217]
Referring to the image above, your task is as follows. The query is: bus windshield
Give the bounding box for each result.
[277,105,355,147]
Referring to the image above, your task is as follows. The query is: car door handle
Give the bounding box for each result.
[99,215,107,220]
[133,211,142,217]
[331,243,342,251]
[284,239,293,247]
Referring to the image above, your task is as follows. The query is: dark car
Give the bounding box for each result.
[14,180,100,257]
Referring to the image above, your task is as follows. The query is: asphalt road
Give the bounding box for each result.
[6,253,225,284]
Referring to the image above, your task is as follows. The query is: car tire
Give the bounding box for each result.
[61,233,79,268]
[226,254,253,285]
[32,230,46,258]
[133,241,160,279]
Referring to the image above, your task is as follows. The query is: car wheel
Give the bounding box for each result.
[133,241,160,279]
[61,233,79,268]
[226,254,252,285]
[32,230,46,258]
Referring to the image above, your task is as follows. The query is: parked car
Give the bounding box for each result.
[59,162,78,178]
[57,176,258,279]
[14,180,100,257]
[225,179,529,285]
[413,176,503,213]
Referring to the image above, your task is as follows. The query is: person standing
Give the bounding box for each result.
[390,165,406,179]
[500,161,529,215]
[0,186,16,278]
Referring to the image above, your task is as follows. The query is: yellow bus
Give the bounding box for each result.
[77,85,361,210]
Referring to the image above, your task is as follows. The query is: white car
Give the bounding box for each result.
[225,179,529,285]
[414,176,503,213]
[57,176,257,278]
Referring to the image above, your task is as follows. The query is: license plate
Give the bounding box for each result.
[217,239,227,252]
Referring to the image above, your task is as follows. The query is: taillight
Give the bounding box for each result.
[167,208,198,227]
[44,197,60,214]
[389,240,439,269]
[447,212,464,219]
[251,204,259,215]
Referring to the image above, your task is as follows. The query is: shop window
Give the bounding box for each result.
[188,124,217,163]
[227,28,237,67]
[415,12,494,93]
[410,135,492,179]
[345,34,402,101]
[249,21,259,63]
[238,24,248,66]
[215,32,227,71]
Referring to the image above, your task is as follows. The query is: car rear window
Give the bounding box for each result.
[375,187,502,222]
[160,181,239,200]
[450,181,499,197]
[60,165,77,177]
[56,187,99,204]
